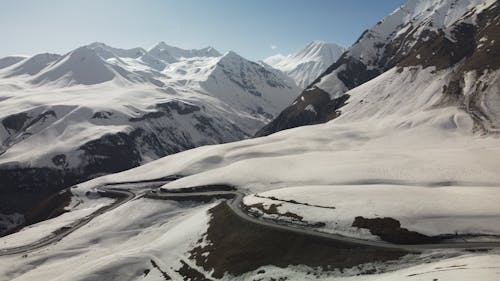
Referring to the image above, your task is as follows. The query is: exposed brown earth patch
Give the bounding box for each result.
[190,203,410,279]
[352,216,433,244]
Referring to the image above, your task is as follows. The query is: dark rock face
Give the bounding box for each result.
[256,87,349,137]
[2,112,30,133]
[79,130,144,178]
[398,3,499,73]
[157,101,201,115]
[397,25,476,70]
[91,111,113,119]
[129,101,201,122]
[315,55,382,90]
[0,170,72,236]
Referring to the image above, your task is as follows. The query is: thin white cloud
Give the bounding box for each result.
[270,44,278,50]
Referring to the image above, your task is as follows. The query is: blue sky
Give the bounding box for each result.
[0,0,406,60]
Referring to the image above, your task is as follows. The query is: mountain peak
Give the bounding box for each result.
[72,45,97,55]
[264,40,345,88]
[87,42,107,48]
[150,41,170,51]
[220,50,242,61]
[306,40,328,48]
[297,41,345,62]
[31,46,116,86]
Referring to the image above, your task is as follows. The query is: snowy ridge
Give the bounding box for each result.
[264,41,345,88]
[88,42,146,59]
[0,56,27,70]
[2,53,61,78]
[146,42,221,66]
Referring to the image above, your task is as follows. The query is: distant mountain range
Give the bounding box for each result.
[0,42,299,230]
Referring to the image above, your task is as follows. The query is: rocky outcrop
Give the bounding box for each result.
[352,216,432,244]
[256,87,349,136]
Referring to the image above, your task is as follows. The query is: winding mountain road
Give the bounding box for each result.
[0,180,170,256]
[2,179,500,257]
[150,188,500,251]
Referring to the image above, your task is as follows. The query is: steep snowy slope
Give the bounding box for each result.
[264,41,345,88]
[257,0,499,136]
[0,44,299,232]
[201,51,297,119]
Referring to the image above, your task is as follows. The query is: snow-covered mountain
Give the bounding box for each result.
[0,43,299,229]
[264,41,345,88]
[1,0,500,280]
[257,0,499,136]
